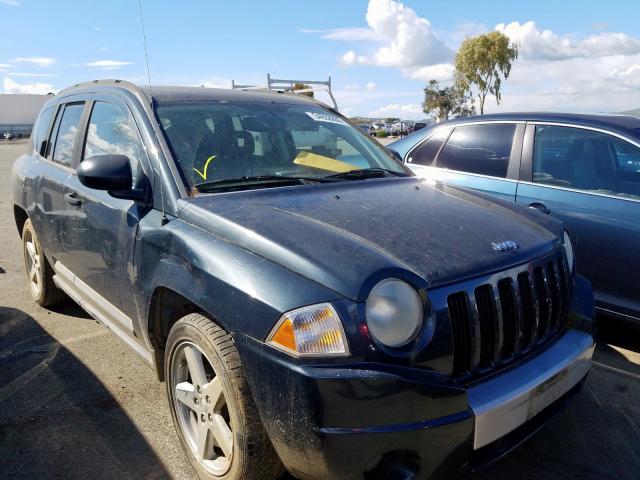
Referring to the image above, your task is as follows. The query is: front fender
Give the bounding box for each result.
[134,213,345,347]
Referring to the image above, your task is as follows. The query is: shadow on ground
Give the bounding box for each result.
[0,306,172,479]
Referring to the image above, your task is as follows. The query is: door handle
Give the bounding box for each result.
[529,202,550,214]
[64,192,82,207]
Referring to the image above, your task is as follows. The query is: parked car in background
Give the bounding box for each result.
[356,124,370,135]
[3,131,15,141]
[390,112,640,325]
[391,121,409,136]
[12,81,594,480]
[413,121,428,132]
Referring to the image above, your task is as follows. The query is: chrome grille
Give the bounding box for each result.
[448,251,570,378]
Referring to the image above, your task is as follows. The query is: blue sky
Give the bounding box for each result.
[2,0,640,119]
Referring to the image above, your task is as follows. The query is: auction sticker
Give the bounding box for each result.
[305,111,348,126]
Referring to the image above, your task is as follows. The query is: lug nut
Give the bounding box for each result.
[194,397,199,404]
[206,395,211,403]
[208,413,213,422]
[196,385,202,394]
[201,414,206,422]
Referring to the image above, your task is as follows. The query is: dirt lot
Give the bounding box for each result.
[1,141,639,479]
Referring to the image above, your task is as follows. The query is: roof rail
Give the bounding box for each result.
[232,73,338,110]
[56,79,148,99]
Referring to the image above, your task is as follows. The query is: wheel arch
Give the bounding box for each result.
[14,204,28,237]
[147,286,209,381]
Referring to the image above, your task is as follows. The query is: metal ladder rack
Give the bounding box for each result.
[232,74,338,110]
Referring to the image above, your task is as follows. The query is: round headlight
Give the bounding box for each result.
[563,230,574,273]
[365,279,423,347]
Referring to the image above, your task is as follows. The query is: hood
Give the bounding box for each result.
[179,177,562,301]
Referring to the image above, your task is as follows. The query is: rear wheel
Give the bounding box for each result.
[165,313,284,480]
[22,219,64,307]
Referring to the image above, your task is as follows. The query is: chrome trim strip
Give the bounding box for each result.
[517,180,640,203]
[468,329,593,449]
[526,121,640,149]
[409,164,520,184]
[596,306,640,321]
[52,261,153,365]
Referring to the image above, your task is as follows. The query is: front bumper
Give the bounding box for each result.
[234,276,595,479]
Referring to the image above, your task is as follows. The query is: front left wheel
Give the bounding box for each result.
[165,313,284,480]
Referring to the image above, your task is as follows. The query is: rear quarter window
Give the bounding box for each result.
[32,107,54,157]
[51,103,85,168]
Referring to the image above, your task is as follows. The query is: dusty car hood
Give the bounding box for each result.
[180,177,562,301]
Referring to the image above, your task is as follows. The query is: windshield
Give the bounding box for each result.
[154,100,410,192]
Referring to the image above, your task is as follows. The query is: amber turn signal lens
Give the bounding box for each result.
[266,303,349,357]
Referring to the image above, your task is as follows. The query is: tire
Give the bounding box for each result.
[165,313,284,480]
[22,219,65,307]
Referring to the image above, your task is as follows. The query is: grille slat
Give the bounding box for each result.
[448,292,472,376]
[475,285,497,368]
[498,279,517,359]
[447,251,570,379]
[517,272,536,349]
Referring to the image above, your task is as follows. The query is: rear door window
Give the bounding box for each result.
[533,125,640,200]
[407,128,450,166]
[51,103,85,168]
[436,123,516,178]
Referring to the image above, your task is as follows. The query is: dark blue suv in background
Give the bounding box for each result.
[12,82,595,480]
[391,113,640,326]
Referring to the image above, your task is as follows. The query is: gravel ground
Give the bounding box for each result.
[1,141,639,479]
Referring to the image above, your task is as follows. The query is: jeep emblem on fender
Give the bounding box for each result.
[492,240,519,252]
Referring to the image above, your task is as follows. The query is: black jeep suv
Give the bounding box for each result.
[12,80,595,480]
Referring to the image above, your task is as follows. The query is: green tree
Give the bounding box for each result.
[454,31,518,114]
[422,79,475,122]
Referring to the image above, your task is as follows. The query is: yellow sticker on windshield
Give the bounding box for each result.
[193,155,216,180]
[293,151,359,173]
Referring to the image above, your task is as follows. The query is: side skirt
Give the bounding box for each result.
[52,261,155,367]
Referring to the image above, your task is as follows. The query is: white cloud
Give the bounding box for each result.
[495,21,640,61]
[0,0,20,6]
[344,82,377,91]
[406,63,455,82]
[349,0,452,68]
[6,72,57,77]
[3,77,55,94]
[0,63,11,69]
[84,60,132,70]
[369,102,423,120]
[323,27,380,42]
[341,50,368,65]
[11,56,55,67]
[298,28,325,34]
[200,77,232,89]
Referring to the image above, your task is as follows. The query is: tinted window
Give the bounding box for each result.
[51,103,85,167]
[533,125,640,200]
[408,128,450,166]
[155,101,407,190]
[437,123,516,177]
[32,107,54,157]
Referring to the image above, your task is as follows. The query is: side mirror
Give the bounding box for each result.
[77,154,146,201]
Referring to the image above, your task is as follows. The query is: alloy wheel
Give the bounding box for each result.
[171,341,234,475]
[24,230,42,297]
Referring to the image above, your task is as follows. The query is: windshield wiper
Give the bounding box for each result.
[325,167,410,180]
[194,175,334,192]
